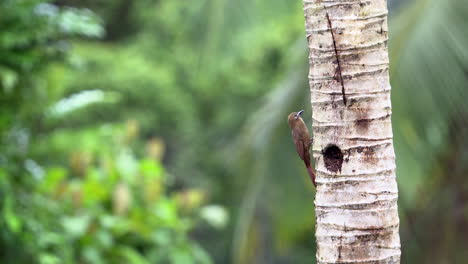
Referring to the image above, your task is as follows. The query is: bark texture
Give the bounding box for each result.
[303,0,401,263]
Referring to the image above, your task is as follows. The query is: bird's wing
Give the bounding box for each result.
[292,130,304,159]
[294,139,305,161]
[295,139,311,167]
[293,130,311,166]
[302,141,310,167]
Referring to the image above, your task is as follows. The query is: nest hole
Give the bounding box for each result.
[323,144,344,173]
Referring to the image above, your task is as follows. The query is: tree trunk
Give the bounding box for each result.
[302,0,401,263]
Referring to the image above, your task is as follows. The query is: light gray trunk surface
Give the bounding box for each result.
[303,0,401,263]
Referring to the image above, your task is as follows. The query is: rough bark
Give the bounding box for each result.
[302,0,401,263]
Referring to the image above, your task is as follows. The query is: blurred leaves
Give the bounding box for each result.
[200,205,229,230]
[0,1,218,263]
[13,121,217,263]
[389,0,468,262]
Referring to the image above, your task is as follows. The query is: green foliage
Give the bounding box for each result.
[36,125,212,264]
[0,1,215,263]
[0,1,104,262]
[2,123,214,264]
[390,0,468,262]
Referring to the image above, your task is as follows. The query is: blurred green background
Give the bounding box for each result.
[1,0,467,263]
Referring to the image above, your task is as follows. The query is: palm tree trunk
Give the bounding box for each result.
[302,0,401,263]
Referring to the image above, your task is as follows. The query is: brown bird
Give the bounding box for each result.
[287,110,316,186]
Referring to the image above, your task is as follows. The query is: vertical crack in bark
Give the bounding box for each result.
[325,12,347,106]
[305,1,400,262]
[338,234,343,261]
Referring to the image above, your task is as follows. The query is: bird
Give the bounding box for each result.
[287,110,316,186]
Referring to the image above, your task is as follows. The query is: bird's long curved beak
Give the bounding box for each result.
[297,110,304,116]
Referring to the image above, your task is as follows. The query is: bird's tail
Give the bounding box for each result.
[306,165,316,187]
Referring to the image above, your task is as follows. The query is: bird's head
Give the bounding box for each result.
[287,110,304,127]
